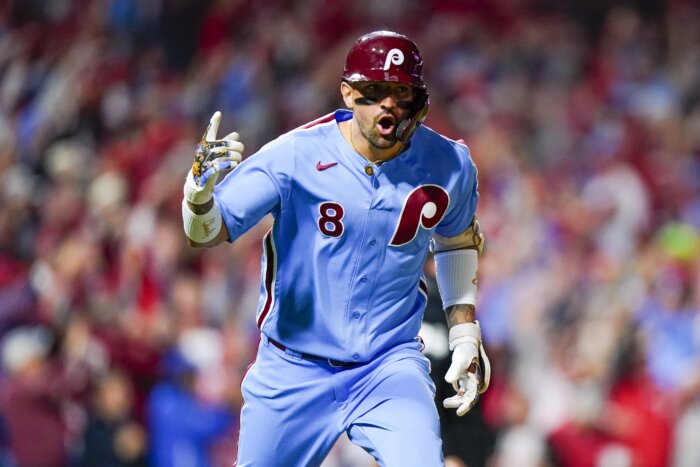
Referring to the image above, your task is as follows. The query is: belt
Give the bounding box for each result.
[267,337,361,368]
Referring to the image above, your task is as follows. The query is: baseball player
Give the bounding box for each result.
[182,30,491,467]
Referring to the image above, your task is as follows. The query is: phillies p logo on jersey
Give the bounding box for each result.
[390,185,450,246]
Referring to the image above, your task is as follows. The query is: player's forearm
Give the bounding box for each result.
[445,303,475,327]
[182,196,229,247]
[433,217,483,327]
[186,223,228,247]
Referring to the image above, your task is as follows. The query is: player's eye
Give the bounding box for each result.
[355,83,413,103]
[394,86,412,98]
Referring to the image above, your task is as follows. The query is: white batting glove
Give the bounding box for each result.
[184,111,244,205]
[443,321,491,416]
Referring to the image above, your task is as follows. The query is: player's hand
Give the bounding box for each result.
[443,321,491,416]
[184,111,244,205]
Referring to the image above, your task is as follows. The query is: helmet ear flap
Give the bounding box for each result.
[396,90,429,143]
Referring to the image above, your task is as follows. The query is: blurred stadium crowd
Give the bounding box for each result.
[1,0,699,466]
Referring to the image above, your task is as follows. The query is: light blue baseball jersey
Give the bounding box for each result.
[214,109,478,362]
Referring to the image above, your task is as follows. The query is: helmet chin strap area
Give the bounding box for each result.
[396,92,429,143]
[395,119,411,143]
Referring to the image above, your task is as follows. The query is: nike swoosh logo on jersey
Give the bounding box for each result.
[316,161,338,171]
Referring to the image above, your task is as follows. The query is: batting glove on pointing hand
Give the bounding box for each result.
[184,111,244,205]
[444,321,491,416]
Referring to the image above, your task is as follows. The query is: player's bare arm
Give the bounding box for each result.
[182,111,242,248]
[433,216,491,415]
[446,303,476,326]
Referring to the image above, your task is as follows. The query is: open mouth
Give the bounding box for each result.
[376,115,397,137]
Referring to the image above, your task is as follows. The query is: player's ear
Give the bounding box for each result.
[340,82,354,109]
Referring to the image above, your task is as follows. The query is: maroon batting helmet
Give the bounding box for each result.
[342,30,426,88]
[342,31,429,143]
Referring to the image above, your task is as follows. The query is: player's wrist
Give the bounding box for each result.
[188,198,214,214]
[182,198,222,243]
[184,169,214,205]
[448,321,481,351]
[446,303,475,327]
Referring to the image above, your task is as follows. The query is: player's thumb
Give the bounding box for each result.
[444,359,462,384]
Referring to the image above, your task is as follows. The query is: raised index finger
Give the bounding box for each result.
[206,111,222,141]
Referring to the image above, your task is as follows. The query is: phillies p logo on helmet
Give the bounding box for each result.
[383,48,405,70]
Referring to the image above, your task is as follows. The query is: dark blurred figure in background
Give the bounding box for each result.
[79,369,147,467]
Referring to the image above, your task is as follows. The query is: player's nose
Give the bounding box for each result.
[378,93,399,110]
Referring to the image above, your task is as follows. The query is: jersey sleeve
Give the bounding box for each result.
[434,143,479,238]
[213,137,295,243]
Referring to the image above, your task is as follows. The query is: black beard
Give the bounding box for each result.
[363,126,397,149]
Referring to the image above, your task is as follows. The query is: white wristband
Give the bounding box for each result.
[182,199,222,243]
[434,249,478,309]
[448,321,482,351]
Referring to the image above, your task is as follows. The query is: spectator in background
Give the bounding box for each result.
[0,326,70,467]
[80,369,147,467]
[147,329,236,467]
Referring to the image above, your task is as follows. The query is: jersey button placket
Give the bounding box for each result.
[352,311,360,319]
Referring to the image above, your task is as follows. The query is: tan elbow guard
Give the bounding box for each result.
[432,217,484,254]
